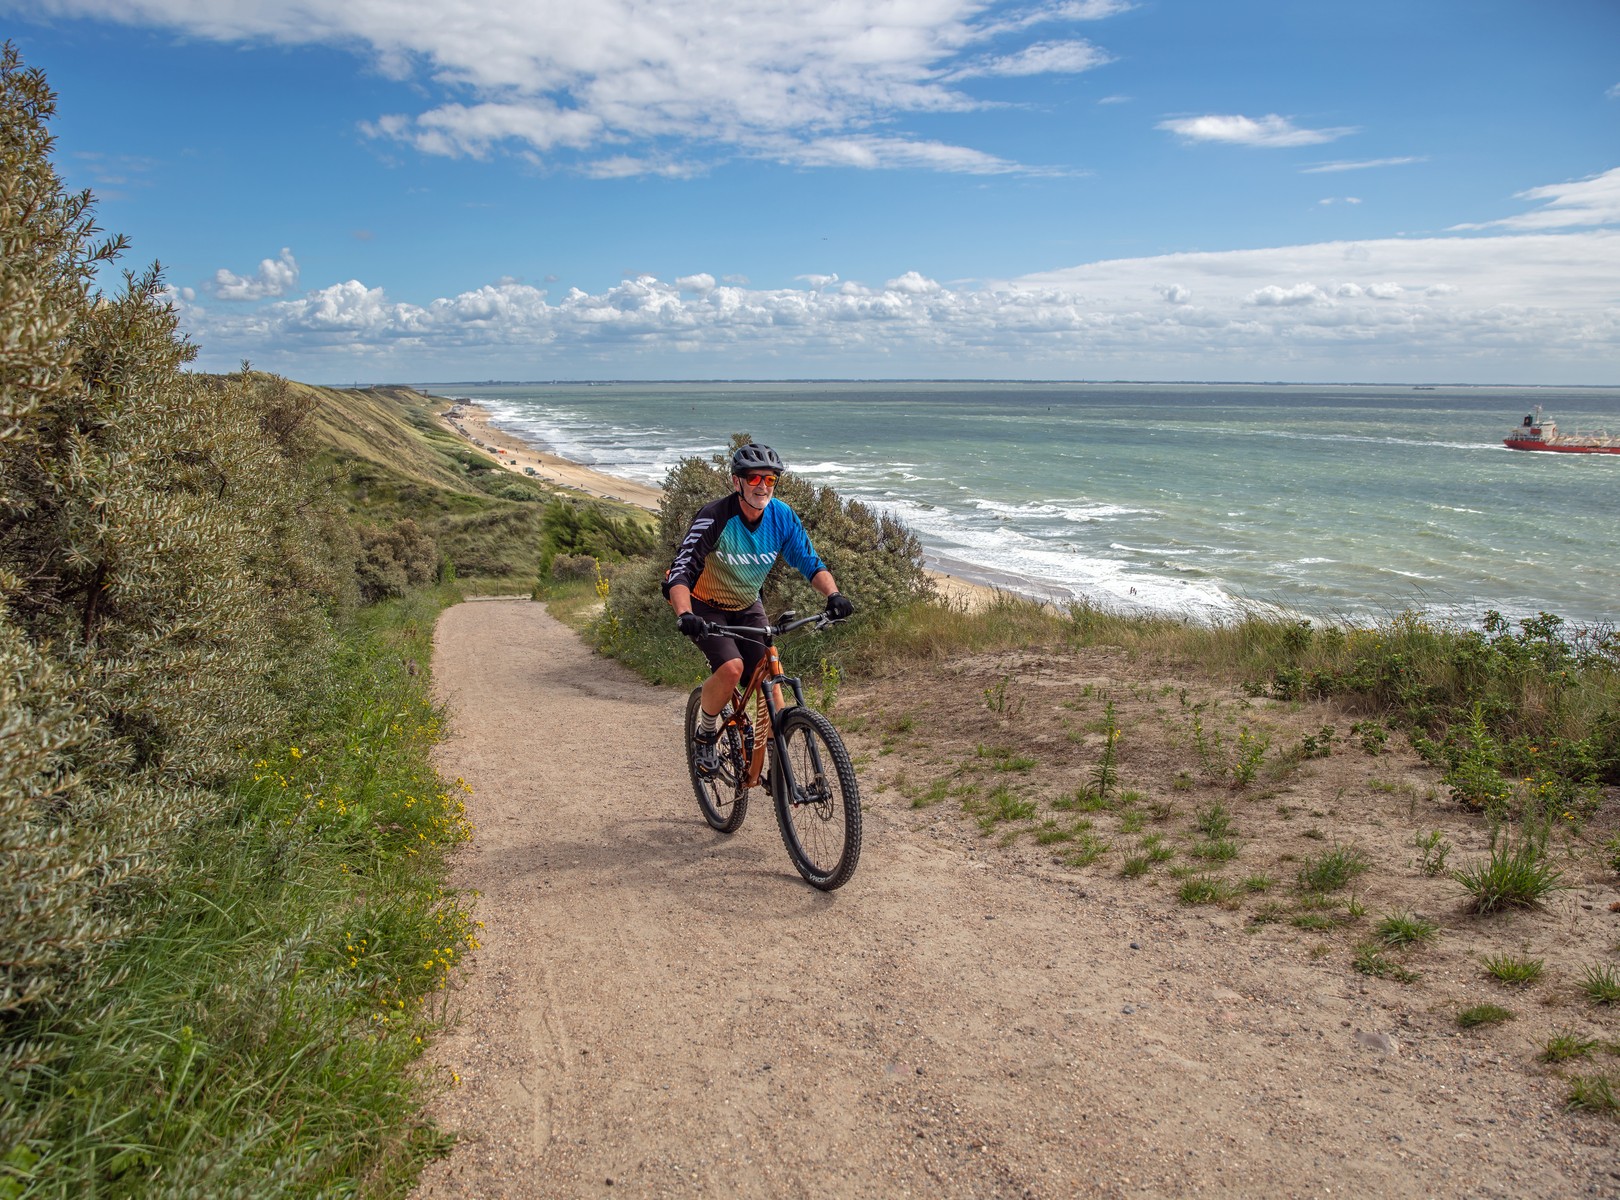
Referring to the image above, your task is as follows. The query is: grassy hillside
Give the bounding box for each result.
[289,380,652,591]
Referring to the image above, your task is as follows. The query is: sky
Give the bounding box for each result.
[7,0,1619,384]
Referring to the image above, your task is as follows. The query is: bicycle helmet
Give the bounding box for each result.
[730,443,785,476]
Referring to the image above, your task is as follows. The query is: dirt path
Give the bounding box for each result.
[415,599,1616,1199]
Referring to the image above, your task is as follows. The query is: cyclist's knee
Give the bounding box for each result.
[712,658,744,688]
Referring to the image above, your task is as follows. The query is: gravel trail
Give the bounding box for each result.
[414,598,1616,1199]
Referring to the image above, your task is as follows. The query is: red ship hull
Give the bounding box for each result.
[1504,438,1620,454]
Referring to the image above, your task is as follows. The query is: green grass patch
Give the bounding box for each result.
[906,776,955,809]
[966,783,1037,834]
[1374,912,1438,947]
[1296,844,1370,893]
[1483,954,1545,986]
[1352,943,1420,983]
[1193,801,1233,838]
[1060,831,1111,867]
[1290,913,1337,931]
[1178,876,1239,907]
[1190,837,1239,863]
[1452,835,1565,914]
[1566,1074,1619,1115]
[1580,963,1620,1005]
[1542,1032,1599,1063]
[1457,1003,1514,1028]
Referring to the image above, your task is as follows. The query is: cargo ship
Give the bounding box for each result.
[1503,407,1620,454]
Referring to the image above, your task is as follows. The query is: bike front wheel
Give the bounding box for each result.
[686,687,748,833]
[771,707,861,890]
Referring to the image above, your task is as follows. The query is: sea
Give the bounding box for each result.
[427,381,1620,629]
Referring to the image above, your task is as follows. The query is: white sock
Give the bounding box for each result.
[697,707,721,736]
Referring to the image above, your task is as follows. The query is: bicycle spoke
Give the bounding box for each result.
[772,708,861,890]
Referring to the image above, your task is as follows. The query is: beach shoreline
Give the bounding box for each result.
[434,398,1001,610]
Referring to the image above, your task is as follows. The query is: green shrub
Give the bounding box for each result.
[655,435,934,617]
[356,517,440,601]
[537,496,655,576]
[0,42,372,1138]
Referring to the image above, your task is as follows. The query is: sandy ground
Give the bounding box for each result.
[415,598,1619,1200]
[434,401,994,611]
[442,402,666,512]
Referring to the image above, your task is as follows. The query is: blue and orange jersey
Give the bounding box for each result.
[662,493,827,611]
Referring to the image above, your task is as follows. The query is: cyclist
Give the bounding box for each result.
[664,443,854,773]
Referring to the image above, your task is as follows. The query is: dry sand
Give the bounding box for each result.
[415,598,1619,1200]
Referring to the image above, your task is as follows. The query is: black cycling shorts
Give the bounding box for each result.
[689,596,768,685]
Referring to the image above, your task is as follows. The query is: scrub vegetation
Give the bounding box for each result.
[1,45,492,1194]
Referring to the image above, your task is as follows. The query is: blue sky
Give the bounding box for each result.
[8,0,1619,383]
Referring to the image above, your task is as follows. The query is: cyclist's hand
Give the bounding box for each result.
[677,612,708,639]
[825,592,855,621]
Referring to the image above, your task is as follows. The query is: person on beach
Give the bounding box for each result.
[663,443,854,773]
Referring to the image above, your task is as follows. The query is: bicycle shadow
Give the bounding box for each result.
[474,806,849,913]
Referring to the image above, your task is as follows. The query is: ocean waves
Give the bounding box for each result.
[448,380,1620,628]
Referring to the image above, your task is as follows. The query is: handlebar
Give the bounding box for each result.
[698,609,840,643]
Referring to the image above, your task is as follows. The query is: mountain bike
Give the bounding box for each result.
[683,611,861,891]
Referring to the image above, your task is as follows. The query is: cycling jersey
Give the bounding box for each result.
[662,492,827,612]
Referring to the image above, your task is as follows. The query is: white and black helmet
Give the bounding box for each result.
[730,443,785,476]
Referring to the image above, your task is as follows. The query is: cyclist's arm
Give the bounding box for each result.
[667,582,694,616]
[809,570,838,599]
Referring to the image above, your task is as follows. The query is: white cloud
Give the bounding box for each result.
[1449,166,1620,231]
[31,0,1131,175]
[784,135,1021,174]
[1030,0,1135,20]
[1157,113,1356,148]
[1301,155,1425,174]
[1607,82,1620,100]
[953,39,1112,78]
[582,156,707,180]
[210,247,299,300]
[172,229,1620,383]
[1249,283,1327,307]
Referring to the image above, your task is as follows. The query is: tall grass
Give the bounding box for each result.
[2,588,475,1196]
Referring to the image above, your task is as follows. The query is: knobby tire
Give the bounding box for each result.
[772,707,861,890]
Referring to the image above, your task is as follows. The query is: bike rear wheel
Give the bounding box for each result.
[772,707,861,890]
[686,687,748,833]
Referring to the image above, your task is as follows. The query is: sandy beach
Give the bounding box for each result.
[435,399,998,609]
[439,401,665,512]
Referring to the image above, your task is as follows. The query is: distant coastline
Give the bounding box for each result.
[401,378,1618,390]
[437,398,1001,610]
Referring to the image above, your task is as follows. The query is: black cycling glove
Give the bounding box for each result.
[825,592,855,620]
[677,612,707,639]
